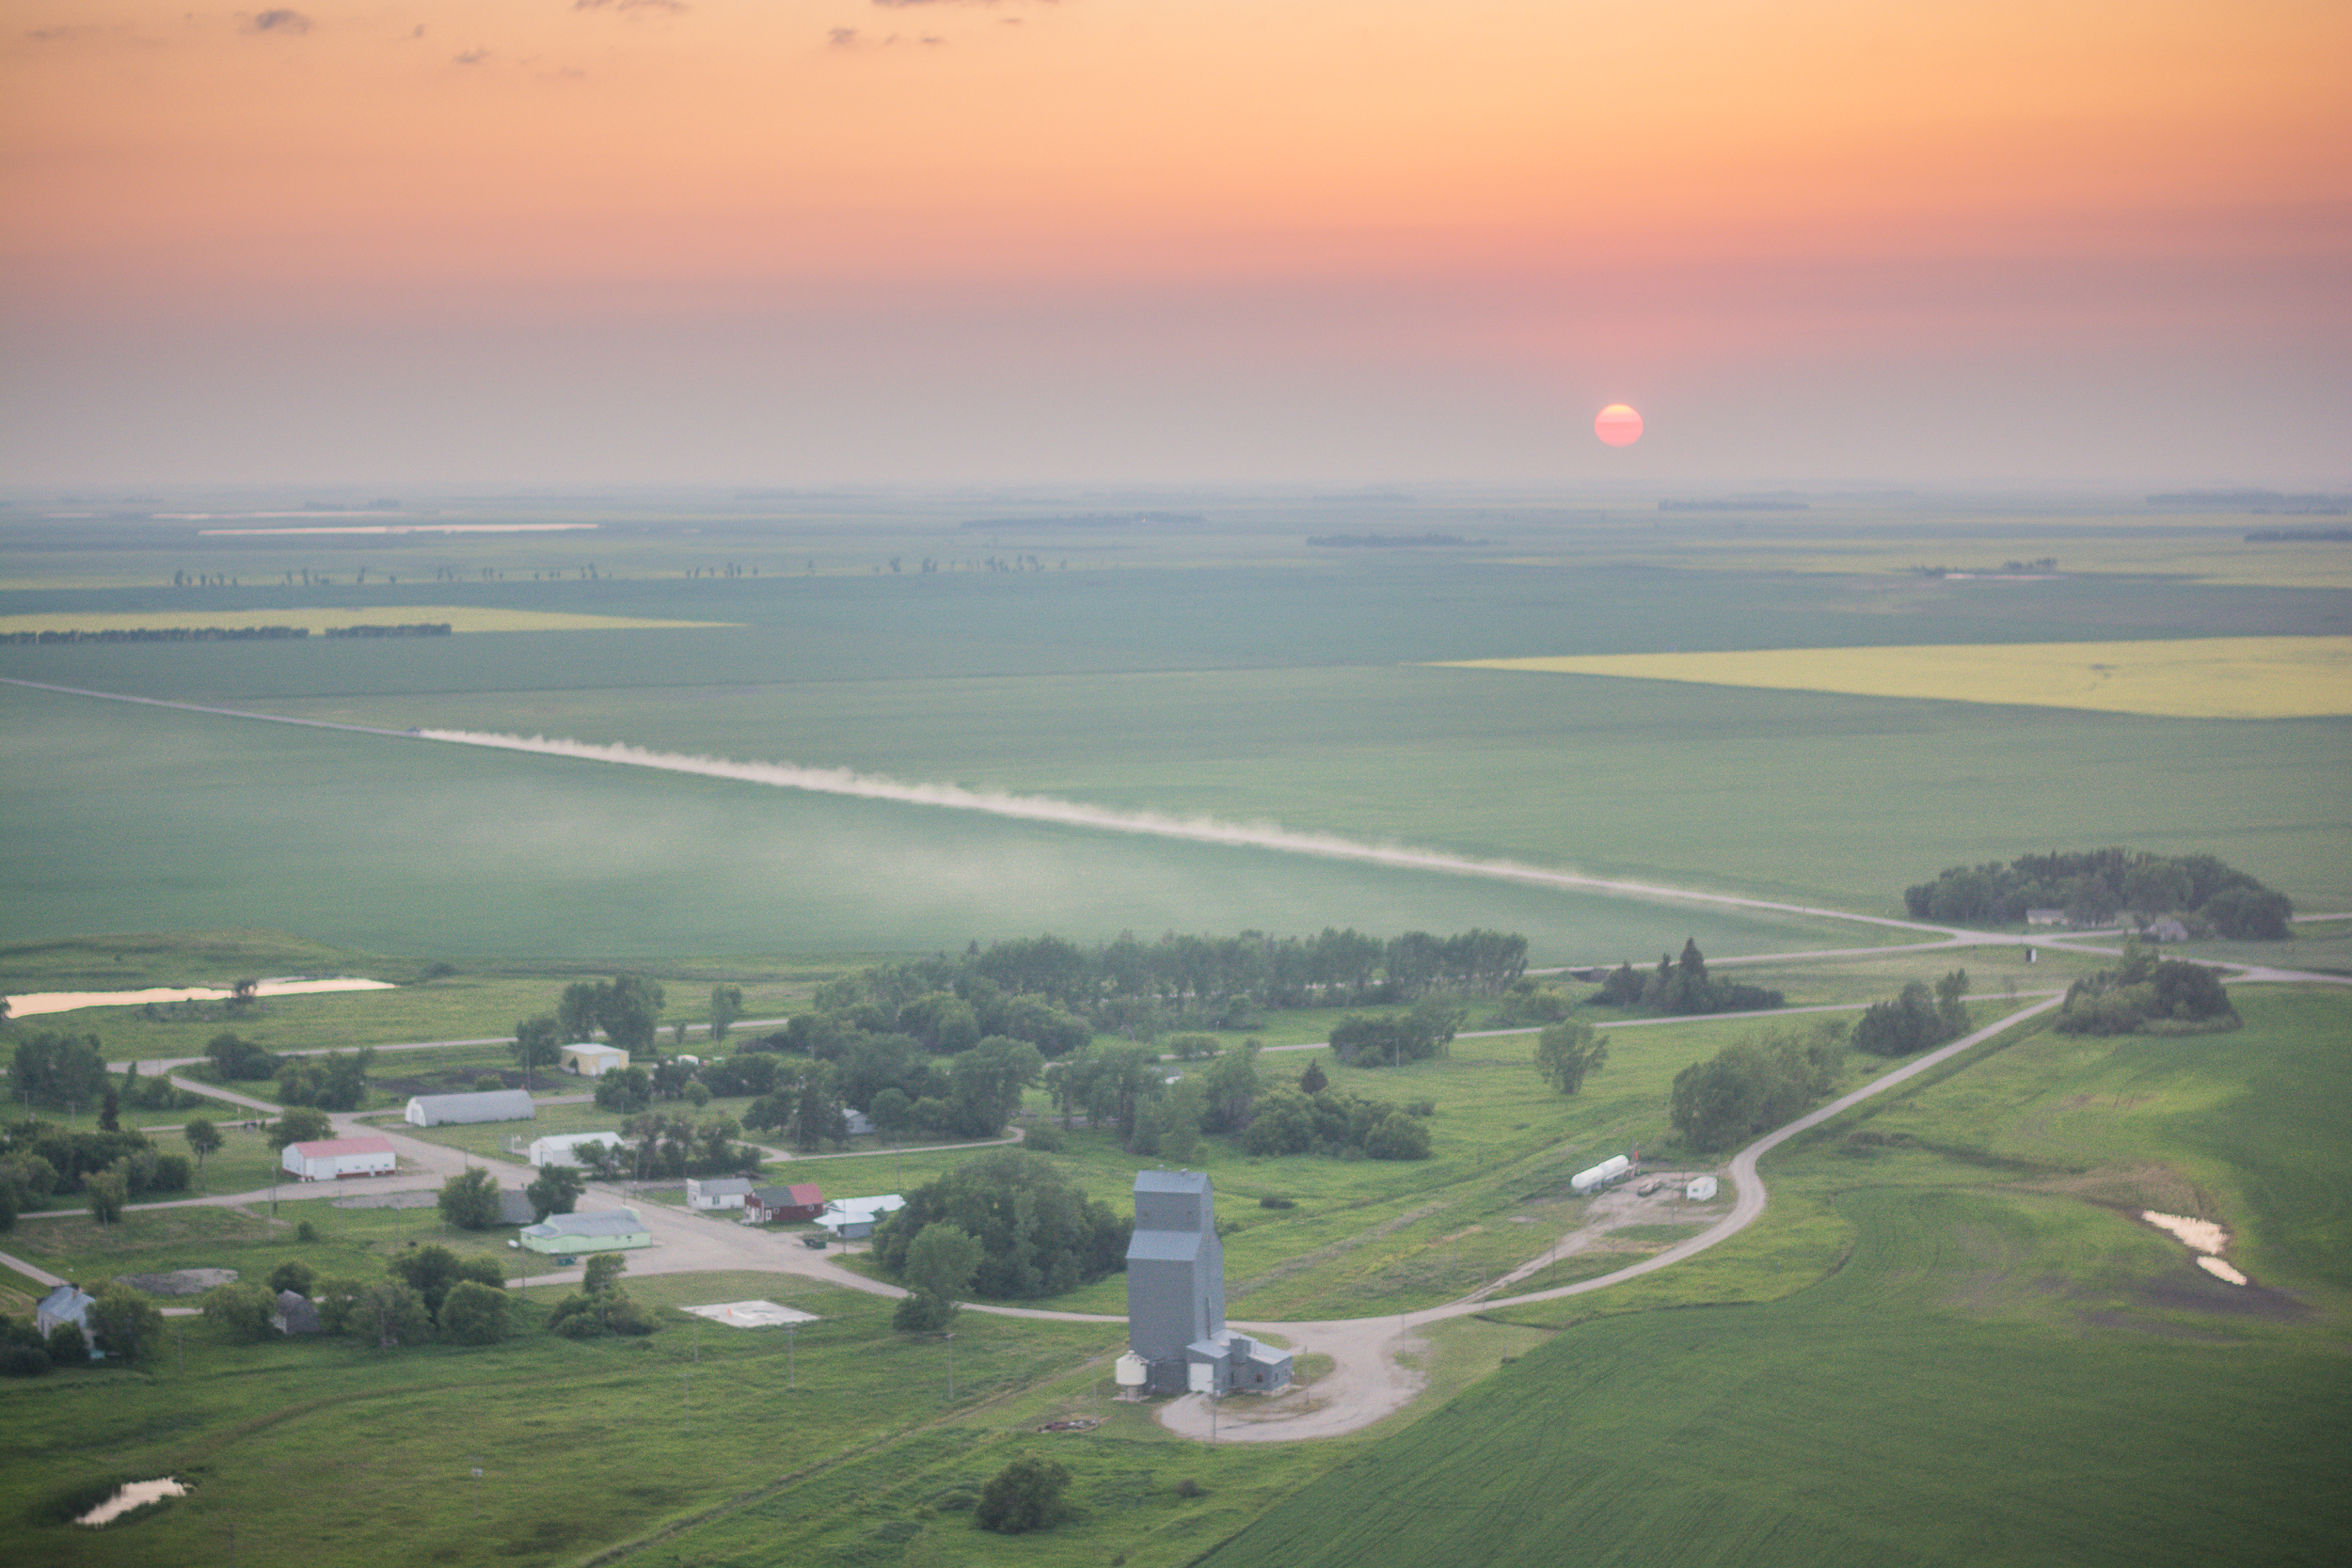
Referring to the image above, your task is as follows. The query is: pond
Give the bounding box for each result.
[77,1478,187,1527]
[5,976,393,1018]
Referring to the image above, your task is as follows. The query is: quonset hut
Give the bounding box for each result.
[1124,1170,1292,1396]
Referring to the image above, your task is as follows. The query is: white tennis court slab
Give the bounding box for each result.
[683,1300,818,1327]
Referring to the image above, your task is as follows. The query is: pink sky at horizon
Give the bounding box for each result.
[3,1,2346,487]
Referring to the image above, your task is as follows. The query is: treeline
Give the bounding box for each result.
[1306,532,1486,547]
[1903,848,2292,938]
[1667,1023,1845,1153]
[323,623,453,638]
[1587,941,1784,1015]
[816,926,1529,1037]
[199,1032,374,1111]
[1,626,308,644]
[1,1117,193,1228]
[2055,942,2238,1037]
[1851,972,1971,1056]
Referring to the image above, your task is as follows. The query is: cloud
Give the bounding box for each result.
[828,26,859,47]
[244,8,313,33]
[453,47,487,64]
[574,0,689,12]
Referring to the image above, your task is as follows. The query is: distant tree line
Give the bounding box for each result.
[1587,940,1784,1015]
[1903,848,2292,938]
[322,623,453,638]
[2055,942,2238,1037]
[1,626,308,643]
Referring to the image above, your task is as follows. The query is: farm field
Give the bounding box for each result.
[1204,984,2352,1568]
[1443,634,2352,720]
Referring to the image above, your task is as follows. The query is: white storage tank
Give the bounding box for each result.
[1571,1154,1631,1195]
[1685,1175,1720,1202]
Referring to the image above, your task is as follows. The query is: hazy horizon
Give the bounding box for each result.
[6,2,2345,491]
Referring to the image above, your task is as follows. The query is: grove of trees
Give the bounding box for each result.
[871,1150,1130,1301]
[2055,942,2239,1036]
[1668,1024,1845,1153]
[1850,972,1972,1057]
[1904,848,2292,937]
[1588,941,1784,1016]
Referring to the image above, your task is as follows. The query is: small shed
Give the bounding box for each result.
[687,1177,755,1212]
[744,1182,825,1224]
[405,1089,536,1127]
[2026,909,2069,927]
[2147,917,2192,942]
[528,1131,623,1168]
[816,1194,906,1240]
[519,1208,652,1255]
[560,1044,629,1079]
[842,1108,875,1137]
[1685,1175,1720,1202]
[36,1283,97,1338]
[272,1291,322,1335]
[496,1190,539,1227]
[281,1135,398,1181]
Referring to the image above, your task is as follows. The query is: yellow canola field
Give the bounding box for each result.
[1437,637,2352,720]
[0,606,734,635]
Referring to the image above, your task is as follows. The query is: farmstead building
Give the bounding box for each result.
[405,1089,535,1127]
[1125,1170,1292,1397]
[519,1209,652,1255]
[560,1044,629,1078]
[281,1135,398,1181]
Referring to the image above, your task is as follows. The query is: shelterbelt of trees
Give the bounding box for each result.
[1904,848,2292,938]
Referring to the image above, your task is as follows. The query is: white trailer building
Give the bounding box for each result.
[1685,1175,1720,1202]
[281,1135,398,1181]
[816,1194,906,1240]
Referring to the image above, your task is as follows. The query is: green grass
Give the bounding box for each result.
[1201,986,2352,1567]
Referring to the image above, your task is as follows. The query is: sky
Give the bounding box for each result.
[2,0,2346,488]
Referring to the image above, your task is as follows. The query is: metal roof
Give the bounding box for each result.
[406,1089,536,1123]
[522,1209,647,1239]
[289,1135,397,1157]
[1133,1169,1212,1196]
[1126,1229,1209,1263]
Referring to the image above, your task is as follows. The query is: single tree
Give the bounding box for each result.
[437,1279,510,1345]
[526,1163,586,1222]
[708,984,744,1043]
[183,1117,224,1187]
[1297,1059,1328,1095]
[1534,1019,1610,1096]
[975,1455,1074,1535]
[511,1014,563,1090]
[902,1222,983,1323]
[351,1278,431,1348]
[267,1107,334,1150]
[85,1170,129,1225]
[267,1258,318,1297]
[437,1166,502,1230]
[87,1283,165,1362]
[203,1280,278,1343]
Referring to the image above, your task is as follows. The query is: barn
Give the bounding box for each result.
[281,1135,398,1181]
[744,1182,825,1224]
[405,1089,536,1127]
[528,1131,623,1168]
[560,1044,629,1078]
[815,1194,905,1240]
[519,1209,652,1255]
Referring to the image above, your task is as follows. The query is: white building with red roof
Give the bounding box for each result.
[280,1134,398,1181]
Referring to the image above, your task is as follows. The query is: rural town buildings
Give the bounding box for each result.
[686,1176,754,1212]
[528,1131,623,1167]
[36,1283,97,1341]
[405,1088,535,1127]
[280,1134,398,1180]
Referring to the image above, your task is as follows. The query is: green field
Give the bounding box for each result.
[1201,984,2352,1567]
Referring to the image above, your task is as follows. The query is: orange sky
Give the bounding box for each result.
[4,1,2347,483]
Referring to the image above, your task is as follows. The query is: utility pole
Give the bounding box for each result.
[946,1332,955,1402]
[787,1323,797,1390]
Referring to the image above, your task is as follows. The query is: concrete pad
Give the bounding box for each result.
[682,1299,818,1327]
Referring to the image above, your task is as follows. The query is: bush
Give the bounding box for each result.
[437,1167,503,1231]
[1019,1122,1065,1153]
[203,1281,278,1343]
[0,1344,52,1377]
[974,1455,1073,1535]
[268,1259,319,1297]
[893,1291,955,1332]
[1259,1195,1296,1210]
[45,1323,90,1367]
[295,1220,320,1243]
[438,1280,511,1345]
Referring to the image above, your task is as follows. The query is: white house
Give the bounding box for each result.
[842,1108,874,1137]
[560,1044,629,1078]
[281,1135,398,1181]
[528,1132,624,1168]
[816,1194,906,1240]
[36,1283,98,1342]
[686,1176,754,1211]
[405,1089,535,1127]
